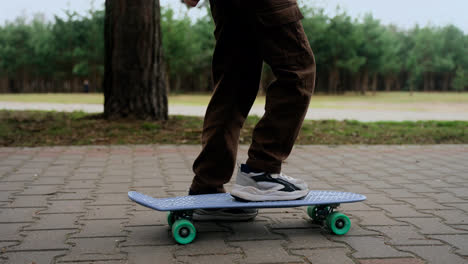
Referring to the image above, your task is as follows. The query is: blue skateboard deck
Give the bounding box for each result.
[128,191,366,211]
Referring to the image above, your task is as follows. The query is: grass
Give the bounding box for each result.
[1,92,468,111]
[1,110,466,147]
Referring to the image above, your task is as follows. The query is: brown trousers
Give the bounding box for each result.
[191,0,316,194]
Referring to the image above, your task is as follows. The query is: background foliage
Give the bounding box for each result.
[0,4,467,93]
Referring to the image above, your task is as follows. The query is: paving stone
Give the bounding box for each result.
[443,187,468,198]
[71,219,126,238]
[342,202,380,211]
[83,205,130,220]
[6,195,49,208]
[126,210,166,226]
[50,189,94,200]
[333,236,411,258]
[401,184,441,193]
[25,213,81,231]
[423,193,467,203]
[122,225,173,246]
[100,177,132,184]
[0,191,15,202]
[268,217,318,230]
[59,237,126,262]
[18,185,59,195]
[176,254,242,264]
[275,228,345,249]
[345,217,381,236]
[0,182,26,191]
[0,208,40,223]
[447,203,468,213]
[31,177,66,185]
[394,197,449,210]
[360,181,399,189]
[421,209,468,225]
[175,232,240,256]
[2,250,68,264]
[0,223,28,241]
[95,183,131,194]
[63,180,98,189]
[292,248,355,264]
[40,200,87,214]
[371,204,431,218]
[222,222,282,241]
[430,234,468,255]
[365,225,442,246]
[9,230,72,251]
[364,194,402,205]
[1,173,37,182]
[425,179,455,188]
[124,246,176,264]
[230,240,303,263]
[132,178,165,187]
[353,211,408,226]
[358,258,424,264]
[89,193,133,206]
[397,245,467,264]
[397,217,466,235]
[69,173,101,180]
[381,189,423,198]
[384,176,416,185]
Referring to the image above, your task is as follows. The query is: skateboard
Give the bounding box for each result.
[128,191,366,244]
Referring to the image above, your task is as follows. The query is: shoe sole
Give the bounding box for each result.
[192,209,258,221]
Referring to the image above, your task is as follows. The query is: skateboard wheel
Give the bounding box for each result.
[172,219,196,245]
[167,212,175,228]
[307,206,319,221]
[326,212,351,235]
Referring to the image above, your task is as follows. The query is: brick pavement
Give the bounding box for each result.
[0,145,467,264]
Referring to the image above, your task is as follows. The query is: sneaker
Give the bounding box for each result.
[188,189,258,221]
[231,164,309,202]
[192,208,258,221]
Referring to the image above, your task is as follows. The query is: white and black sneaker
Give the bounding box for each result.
[231,164,309,202]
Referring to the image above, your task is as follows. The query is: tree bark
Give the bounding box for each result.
[371,73,378,96]
[361,69,369,95]
[104,0,168,120]
[328,68,339,94]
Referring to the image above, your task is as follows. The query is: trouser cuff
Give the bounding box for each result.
[246,159,282,174]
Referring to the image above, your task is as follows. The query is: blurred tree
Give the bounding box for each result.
[103,0,168,120]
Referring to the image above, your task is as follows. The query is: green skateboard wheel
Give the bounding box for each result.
[307,206,319,221]
[326,212,351,235]
[167,212,175,228]
[172,219,196,244]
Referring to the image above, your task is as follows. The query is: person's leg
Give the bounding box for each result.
[190,0,263,194]
[246,0,316,173]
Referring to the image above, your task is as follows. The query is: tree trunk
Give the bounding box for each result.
[328,68,339,94]
[442,73,450,91]
[384,76,394,92]
[371,73,378,96]
[352,73,360,94]
[423,73,429,92]
[104,0,168,120]
[361,69,369,95]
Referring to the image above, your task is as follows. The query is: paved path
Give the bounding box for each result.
[1,145,468,263]
[2,102,468,121]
